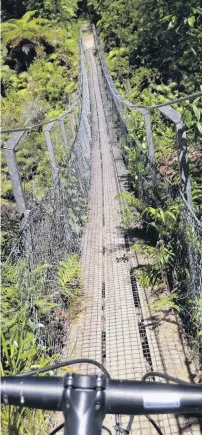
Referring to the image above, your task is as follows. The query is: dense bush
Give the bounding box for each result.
[90,0,202,215]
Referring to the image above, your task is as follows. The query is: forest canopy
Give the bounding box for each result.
[89,0,202,93]
[89,0,202,215]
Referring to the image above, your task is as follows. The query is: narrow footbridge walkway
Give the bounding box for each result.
[66,30,201,435]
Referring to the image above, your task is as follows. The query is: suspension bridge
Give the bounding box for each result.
[2,25,202,434]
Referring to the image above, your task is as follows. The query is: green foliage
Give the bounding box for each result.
[142,206,178,237]
[1,12,78,118]
[193,296,202,326]
[1,254,81,374]
[58,254,81,300]
[192,177,202,214]
[2,261,52,338]
[91,0,202,205]
[1,329,52,434]
[1,252,82,433]
[91,0,202,92]
[1,263,55,433]
[115,191,146,228]
[133,239,182,314]
[133,240,174,292]
[133,241,175,269]
[116,191,179,237]
[152,293,180,313]
[1,404,48,435]
[1,9,81,248]
[1,327,38,375]
[1,0,78,21]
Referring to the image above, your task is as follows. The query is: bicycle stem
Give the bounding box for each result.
[62,373,106,435]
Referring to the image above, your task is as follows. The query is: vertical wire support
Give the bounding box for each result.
[144,110,154,162]
[159,105,192,208]
[4,131,28,220]
[176,121,192,207]
[59,117,69,150]
[44,123,59,185]
[68,113,76,139]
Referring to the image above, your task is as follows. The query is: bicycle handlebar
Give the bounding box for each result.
[1,374,202,414]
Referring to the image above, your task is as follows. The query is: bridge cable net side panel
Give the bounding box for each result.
[64,28,202,434]
[2,40,92,357]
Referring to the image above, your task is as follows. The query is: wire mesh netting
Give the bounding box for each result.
[176,202,202,345]
[93,26,202,355]
[1,37,92,356]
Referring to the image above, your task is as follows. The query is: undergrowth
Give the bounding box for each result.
[1,254,81,434]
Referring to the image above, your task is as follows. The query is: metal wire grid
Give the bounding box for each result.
[93,26,202,351]
[60,34,201,433]
[94,42,202,433]
[2,38,92,355]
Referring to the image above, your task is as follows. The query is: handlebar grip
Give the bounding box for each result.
[1,376,64,411]
[106,380,202,415]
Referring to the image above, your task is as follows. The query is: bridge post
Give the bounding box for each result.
[68,113,75,139]
[134,105,154,161]
[74,106,79,128]
[59,117,68,150]
[44,121,59,185]
[134,106,156,187]
[77,97,82,116]
[159,105,192,207]
[4,131,28,220]
[176,121,192,207]
[144,111,154,162]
